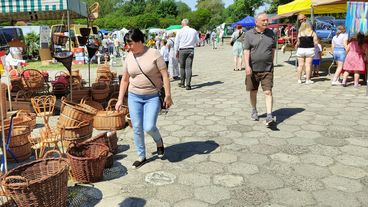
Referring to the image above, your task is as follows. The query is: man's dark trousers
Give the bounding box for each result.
[178,48,194,87]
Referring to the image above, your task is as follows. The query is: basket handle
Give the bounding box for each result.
[98,149,109,158]
[43,150,62,159]
[106,98,118,111]
[3,176,30,188]
[15,90,27,102]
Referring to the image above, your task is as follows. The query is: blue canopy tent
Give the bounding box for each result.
[232,16,256,28]
[99,29,109,35]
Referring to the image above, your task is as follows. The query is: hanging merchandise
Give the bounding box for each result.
[346,1,368,35]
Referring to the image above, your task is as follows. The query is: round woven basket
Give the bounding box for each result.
[67,143,109,183]
[1,150,69,207]
[63,122,93,141]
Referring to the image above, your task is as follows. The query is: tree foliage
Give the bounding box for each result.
[27,0,270,32]
[225,0,267,23]
[267,0,294,14]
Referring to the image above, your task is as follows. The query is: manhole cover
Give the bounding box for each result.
[145,171,176,186]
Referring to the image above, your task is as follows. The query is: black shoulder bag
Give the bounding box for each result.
[133,55,167,109]
[230,31,243,46]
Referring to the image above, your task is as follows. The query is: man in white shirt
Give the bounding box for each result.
[175,18,199,90]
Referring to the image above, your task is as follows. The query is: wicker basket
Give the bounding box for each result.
[11,91,34,113]
[68,88,90,103]
[63,122,93,142]
[6,143,31,162]
[67,143,109,183]
[1,150,69,207]
[80,97,104,111]
[91,82,109,102]
[93,99,126,130]
[16,110,36,130]
[4,126,30,148]
[58,98,96,127]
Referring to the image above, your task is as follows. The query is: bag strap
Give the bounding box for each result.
[234,31,243,42]
[132,54,159,90]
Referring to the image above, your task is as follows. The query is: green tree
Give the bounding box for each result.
[188,8,211,31]
[176,1,191,16]
[267,0,294,14]
[196,0,224,15]
[157,0,178,17]
[225,0,267,23]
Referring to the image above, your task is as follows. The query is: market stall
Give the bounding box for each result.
[0,0,88,173]
[345,1,368,95]
[277,0,346,17]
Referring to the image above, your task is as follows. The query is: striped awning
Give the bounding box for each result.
[0,0,88,22]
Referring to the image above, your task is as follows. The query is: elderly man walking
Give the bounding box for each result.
[243,12,276,127]
[175,19,199,90]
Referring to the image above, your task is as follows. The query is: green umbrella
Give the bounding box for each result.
[166,25,182,30]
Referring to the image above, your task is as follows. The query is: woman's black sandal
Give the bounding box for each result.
[132,158,147,169]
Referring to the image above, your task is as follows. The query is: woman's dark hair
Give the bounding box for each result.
[124,29,145,44]
[236,24,242,30]
[357,32,365,48]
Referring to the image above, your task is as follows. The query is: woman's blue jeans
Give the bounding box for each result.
[128,92,162,159]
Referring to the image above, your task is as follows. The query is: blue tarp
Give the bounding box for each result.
[232,16,256,28]
[99,29,109,34]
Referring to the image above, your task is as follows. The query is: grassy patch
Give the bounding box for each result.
[27,61,97,71]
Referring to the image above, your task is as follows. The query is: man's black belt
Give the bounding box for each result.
[179,48,194,50]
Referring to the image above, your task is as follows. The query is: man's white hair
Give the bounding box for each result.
[182,19,189,25]
[255,12,268,20]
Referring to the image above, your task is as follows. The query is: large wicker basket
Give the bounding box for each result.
[93,99,126,130]
[1,150,69,207]
[58,98,96,128]
[67,143,109,183]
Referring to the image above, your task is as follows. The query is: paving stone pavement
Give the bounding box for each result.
[8,44,368,206]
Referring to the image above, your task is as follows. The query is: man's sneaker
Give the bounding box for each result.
[178,83,185,88]
[265,116,276,127]
[251,110,259,121]
[297,79,302,84]
[186,85,192,90]
[157,146,165,158]
[132,158,147,169]
[305,80,314,84]
[331,81,341,86]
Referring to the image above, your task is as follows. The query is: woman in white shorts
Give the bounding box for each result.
[296,22,318,84]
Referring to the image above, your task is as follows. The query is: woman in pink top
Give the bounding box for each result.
[342,32,367,87]
[115,29,173,169]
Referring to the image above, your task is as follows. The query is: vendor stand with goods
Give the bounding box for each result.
[0,1,129,206]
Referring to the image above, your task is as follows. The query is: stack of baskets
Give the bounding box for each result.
[67,143,109,183]
[96,64,113,85]
[57,98,97,145]
[1,150,69,207]
[93,98,128,130]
